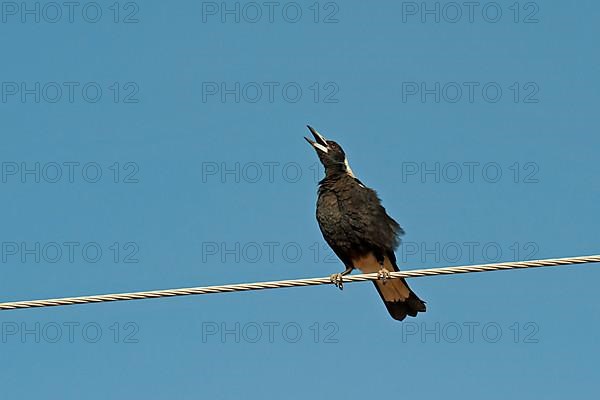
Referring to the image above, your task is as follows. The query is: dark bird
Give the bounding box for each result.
[305,126,426,321]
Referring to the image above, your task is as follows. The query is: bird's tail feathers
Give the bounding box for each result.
[374,279,426,321]
[353,252,426,321]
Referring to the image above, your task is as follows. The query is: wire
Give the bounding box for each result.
[0,254,598,311]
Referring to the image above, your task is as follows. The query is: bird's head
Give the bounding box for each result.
[304,125,354,176]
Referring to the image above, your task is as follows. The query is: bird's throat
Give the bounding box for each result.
[324,159,355,179]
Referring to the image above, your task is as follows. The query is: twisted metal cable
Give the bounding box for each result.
[1,254,598,311]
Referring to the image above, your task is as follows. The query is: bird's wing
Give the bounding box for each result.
[343,180,404,250]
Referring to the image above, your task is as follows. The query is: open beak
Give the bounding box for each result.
[304,125,329,153]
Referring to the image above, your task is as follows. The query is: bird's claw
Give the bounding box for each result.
[377,268,391,284]
[330,273,344,290]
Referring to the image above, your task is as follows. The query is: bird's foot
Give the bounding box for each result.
[377,268,391,284]
[330,273,344,290]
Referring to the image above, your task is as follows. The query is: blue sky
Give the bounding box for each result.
[1,1,599,398]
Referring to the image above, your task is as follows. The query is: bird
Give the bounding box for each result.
[304,125,426,321]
